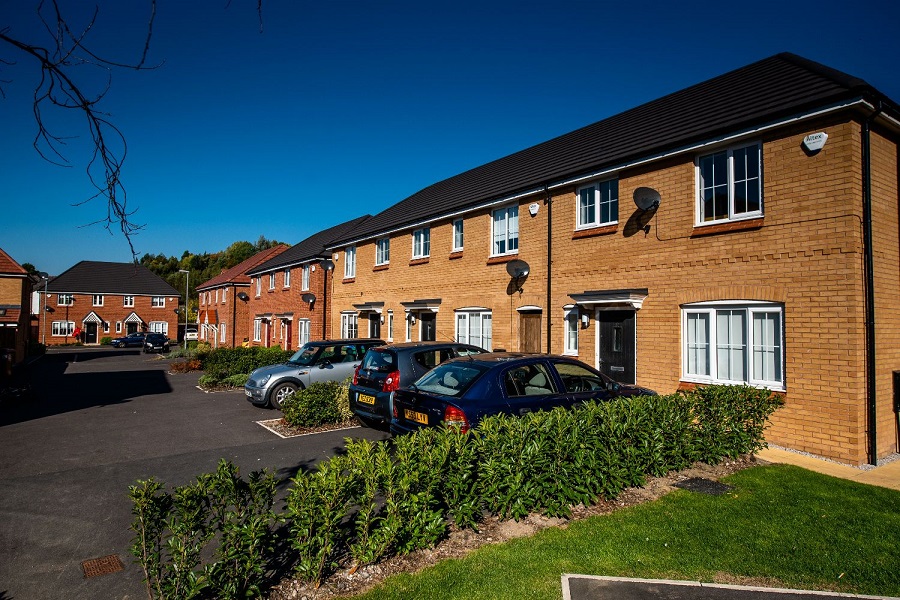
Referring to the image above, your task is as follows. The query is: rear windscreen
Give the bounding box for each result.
[360,349,396,372]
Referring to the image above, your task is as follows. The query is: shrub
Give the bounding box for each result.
[281,381,344,428]
[100,336,112,345]
[222,373,249,388]
[201,346,292,380]
[198,374,219,388]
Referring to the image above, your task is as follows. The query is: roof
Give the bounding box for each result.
[327,52,899,247]
[247,215,372,275]
[46,261,180,296]
[196,245,291,291]
[0,247,28,276]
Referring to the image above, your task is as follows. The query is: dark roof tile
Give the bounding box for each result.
[46,261,180,296]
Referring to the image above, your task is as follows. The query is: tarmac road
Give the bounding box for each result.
[0,347,390,600]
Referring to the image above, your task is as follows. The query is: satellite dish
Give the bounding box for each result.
[633,187,661,211]
[506,259,530,279]
[301,293,316,304]
[236,292,250,302]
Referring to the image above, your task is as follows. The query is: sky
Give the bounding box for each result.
[2,0,899,277]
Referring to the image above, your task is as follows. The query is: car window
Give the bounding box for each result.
[552,361,609,392]
[360,349,395,372]
[504,363,556,397]
[414,349,454,369]
[415,363,487,397]
[455,346,484,357]
[288,346,319,366]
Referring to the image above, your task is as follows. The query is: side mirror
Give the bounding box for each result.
[607,381,620,393]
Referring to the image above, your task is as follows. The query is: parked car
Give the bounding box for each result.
[184,326,198,341]
[142,333,171,354]
[349,341,487,428]
[390,353,656,435]
[244,339,385,409]
[110,332,147,348]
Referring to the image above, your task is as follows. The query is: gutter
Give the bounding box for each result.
[862,102,883,465]
[545,187,553,353]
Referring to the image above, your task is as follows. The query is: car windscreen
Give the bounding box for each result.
[288,346,319,366]
[359,349,396,373]
[413,362,488,397]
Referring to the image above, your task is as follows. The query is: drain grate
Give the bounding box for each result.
[82,554,125,578]
[673,477,734,495]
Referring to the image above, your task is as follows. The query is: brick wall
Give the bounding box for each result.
[243,264,329,350]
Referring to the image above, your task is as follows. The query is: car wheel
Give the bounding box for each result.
[269,382,300,409]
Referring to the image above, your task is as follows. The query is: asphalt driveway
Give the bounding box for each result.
[0,347,390,600]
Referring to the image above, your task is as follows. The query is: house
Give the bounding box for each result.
[0,247,35,364]
[39,261,181,345]
[243,216,371,350]
[322,53,899,466]
[195,245,291,348]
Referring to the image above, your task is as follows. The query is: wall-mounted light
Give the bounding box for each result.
[581,313,590,329]
[380,314,385,324]
[408,313,416,325]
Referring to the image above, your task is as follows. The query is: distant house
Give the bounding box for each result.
[39,261,180,345]
[244,216,371,350]
[195,245,291,348]
[0,247,35,363]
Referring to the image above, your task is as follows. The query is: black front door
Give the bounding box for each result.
[419,313,436,341]
[369,314,381,339]
[597,310,636,384]
[85,323,98,344]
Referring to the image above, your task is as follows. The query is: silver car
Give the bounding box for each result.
[244,339,384,409]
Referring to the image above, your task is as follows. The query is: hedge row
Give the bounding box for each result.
[199,346,293,380]
[130,385,782,597]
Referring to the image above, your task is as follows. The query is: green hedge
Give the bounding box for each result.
[200,346,293,380]
[281,380,353,428]
[130,385,783,593]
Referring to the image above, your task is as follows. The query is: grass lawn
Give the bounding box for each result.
[349,464,900,599]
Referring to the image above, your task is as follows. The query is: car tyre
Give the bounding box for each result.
[269,382,300,409]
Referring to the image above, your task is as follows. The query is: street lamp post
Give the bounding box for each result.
[178,269,190,351]
[39,273,49,346]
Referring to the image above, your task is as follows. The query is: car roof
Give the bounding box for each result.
[371,341,481,352]
[305,338,385,346]
[441,352,577,367]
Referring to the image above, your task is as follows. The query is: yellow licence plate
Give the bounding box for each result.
[357,393,376,405]
[404,409,428,425]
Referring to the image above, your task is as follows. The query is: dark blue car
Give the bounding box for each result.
[390,353,656,434]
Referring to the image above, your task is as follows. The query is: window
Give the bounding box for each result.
[223,288,228,304]
[563,308,579,355]
[269,273,275,290]
[375,237,390,266]
[344,246,357,279]
[298,320,310,346]
[123,296,134,307]
[412,228,430,259]
[492,205,519,256]
[301,265,310,291]
[255,277,261,297]
[682,302,783,389]
[341,313,358,338]
[103,321,110,333]
[253,319,262,342]
[697,143,762,223]
[387,310,394,342]
[577,179,618,228]
[455,310,492,351]
[452,219,464,251]
[116,321,122,333]
[51,321,74,336]
[58,294,74,306]
[504,363,556,397]
[215,289,219,303]
[151,296,165,308]
[92,295,104,307]
[149,321,168,334]
[219,323,226,343]
[284,268,291,288]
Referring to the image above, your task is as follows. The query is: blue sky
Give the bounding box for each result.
[2,0,899,276]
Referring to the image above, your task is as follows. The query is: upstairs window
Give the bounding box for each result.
[58,294,74,306]
[344,246,357,279]
[376,237,391,266]
[268,273,275,290]
[123,296,134,307]
[412,228,430,259]
[151,296,166,308]
[301,265,310,291]
[697,142,762,224]
[255,277,261,296]
[577,179,618,228]
[492,205,519,256]
[452,219,464,251]
[92,295,104,307]
[284,268,291,288]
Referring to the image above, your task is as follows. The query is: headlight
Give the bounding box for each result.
[257,374,271,386]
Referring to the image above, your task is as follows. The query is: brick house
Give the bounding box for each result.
[195,245,291,348]
[244,216,371,350]
[39,261,181,345]
[0,247,35,364]
[324,53,900,466]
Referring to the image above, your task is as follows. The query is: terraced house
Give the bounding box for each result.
[39,261,180,346]
[324,53,900,466]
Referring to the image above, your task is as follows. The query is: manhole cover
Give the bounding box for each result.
[673,477,734,495]
[82,554,124,578]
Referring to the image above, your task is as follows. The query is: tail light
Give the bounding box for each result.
[392,401,399,418]
[352,364,361,385]
[443,406,469,433]
[382,370,401,393]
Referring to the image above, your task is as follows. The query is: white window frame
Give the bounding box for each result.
[92,294,104,307]
[452,219,464,252]
[151,296,166,308]
[222,288,228,304]
[681,301,784,390]
[576,178,618,229]
[219,323,226,343]
[116,321,122,333]
[149,321,168,334]
[455,309,492,351]
[340,312,358,338]
[563,307,579,356]
[123,296,134,308]
[58,294,74,306]
[696,142,763,225]
[298,319,310,346]
[491,205,519,256]
[387,310,394,342]
[269,272,275,290]
[344,246,357,279]
[376,237,390,266]
[51,321,75,336]
[103,321,110,334]
[253,318,262,342]
[284,268,291,288]
[412,228,430,259]
[215,289,219,303]
[255,277,261,297]
[301,265,310,291]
